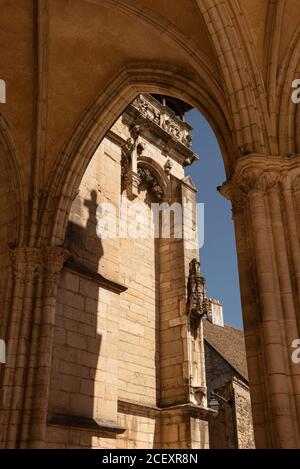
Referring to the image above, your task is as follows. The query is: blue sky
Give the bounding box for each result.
[186,110,243,329]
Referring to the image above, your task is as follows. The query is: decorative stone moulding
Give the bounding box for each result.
[132,94,193,149]
[122,94,198,168]
[120,128,165,201]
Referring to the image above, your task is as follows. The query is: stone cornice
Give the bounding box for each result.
[121,96,199,167]
[108,122,198,170]
[132,94,193,146]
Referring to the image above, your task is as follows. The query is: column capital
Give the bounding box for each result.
[9,246,70,281]
[218,153,300,207]
[43,246,69,268]
[9,247,43,281]
[43,246,70,283]
[292,174,300,194]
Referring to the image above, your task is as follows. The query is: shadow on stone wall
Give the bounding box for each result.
[47,189,120,448]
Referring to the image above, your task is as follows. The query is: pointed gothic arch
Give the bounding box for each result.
[42,63,235,247]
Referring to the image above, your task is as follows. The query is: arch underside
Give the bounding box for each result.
[0,0,299,449]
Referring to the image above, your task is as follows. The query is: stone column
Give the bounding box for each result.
[292,175,300,245]
[5,248,41,447]
[0,248,39,447]
[0,246,69,448]
[230,201,268,446]
[220,154,300,448]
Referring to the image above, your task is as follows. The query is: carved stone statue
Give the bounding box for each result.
[187,258,208,322]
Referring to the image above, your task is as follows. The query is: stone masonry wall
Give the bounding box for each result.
[118,187,158,406]
[47,134,122,447]
[204,341,243,393]
[233,379,255,449]
[208,378,255,449]
[47,113,186,448]
[46,106,209,449]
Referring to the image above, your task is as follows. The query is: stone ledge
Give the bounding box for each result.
[63,259,127,295]
[118,399,160,419]
[118,399,215,420]
[159,403,215,420]
[47,412,126,434]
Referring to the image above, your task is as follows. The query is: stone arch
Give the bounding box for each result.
[263,0,286,149]
[278,25,300,155]
[37,0,284,248]
[0,114,25,246]
[137,156,172,203]
[0,113,26,342]
[41,63,236,247]
[100,0,270,153]
[195,0,269,154]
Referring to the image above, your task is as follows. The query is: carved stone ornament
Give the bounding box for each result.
[132,94,193,149]
[121,137,135,170]
[292,174,300,193]
[187,258,208,323]
[137,167,164,200]
[43,246,70,281]
[164,159,173,175]
[9,247,42,282]
[130,124,143,141]
[182,131,192,148]
[121,137,139,199]
[133,95,160,125]
[9,246,69,284]
[219,168,281,212]
[136,142,146,156]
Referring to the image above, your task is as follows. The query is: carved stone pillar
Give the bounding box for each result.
[0,248,40,447]
[25,247,69,448]
[220,154,300,448]
[0,246,69,448]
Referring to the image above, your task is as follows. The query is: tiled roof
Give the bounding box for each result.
[203,319,248,381]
